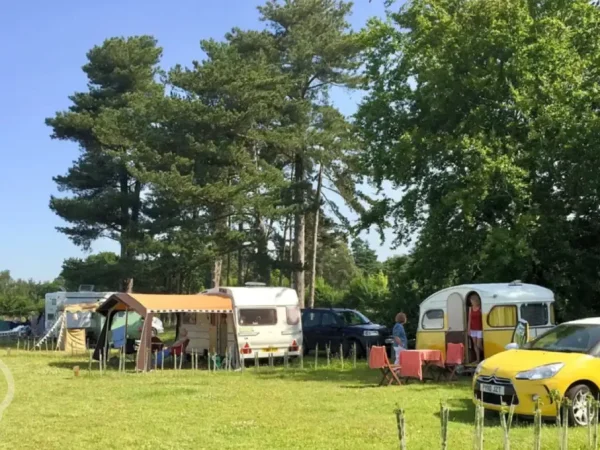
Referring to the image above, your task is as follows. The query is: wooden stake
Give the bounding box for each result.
[154,351,158,372]
[17,339,20,351]
[88,350,92,373]
[353,342,357,368]
[340,343,344,370]
[45,339,48,352]
[6,348,10,357]
[73,366,80,377]
[174,352,177,370]
[179,351,183,370]
[161,349,164,371]
[314,343,318,370]
[254,352,259,371]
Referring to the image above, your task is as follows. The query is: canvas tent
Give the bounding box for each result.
[56,303,98,353]
[93,293,233,371]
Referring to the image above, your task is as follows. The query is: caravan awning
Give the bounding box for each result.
[96,293,232,316]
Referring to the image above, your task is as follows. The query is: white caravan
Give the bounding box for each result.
[197,285,303,361]
[44,287,114,337]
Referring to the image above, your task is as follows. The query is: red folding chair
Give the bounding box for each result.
[369,346,402,386]
[445,343,464,381]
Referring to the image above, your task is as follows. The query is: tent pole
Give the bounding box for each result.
[103,306,116,370]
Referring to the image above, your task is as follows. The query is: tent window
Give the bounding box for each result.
[238,309,277,326]
[487,305,517,328]
[520,303,549,327]
[422,309,444,330]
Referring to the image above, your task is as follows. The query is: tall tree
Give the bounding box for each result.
[46,36,164,292]
[227,0,363,305]
[357,0,600,315]
[351,237,380,276]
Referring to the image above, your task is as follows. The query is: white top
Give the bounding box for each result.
[204,286,299,307]
[419,282,554,309]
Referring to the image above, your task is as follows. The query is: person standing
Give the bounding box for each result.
[392,312,408,365]
[467,293,483,363]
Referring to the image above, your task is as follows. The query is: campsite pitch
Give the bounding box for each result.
[0,351,591,450]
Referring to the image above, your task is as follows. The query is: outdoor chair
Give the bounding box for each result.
[368,345,401,386]
[444,343,464,381]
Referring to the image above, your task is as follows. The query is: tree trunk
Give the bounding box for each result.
[256,214,271,285]
[212,257,222,288]
[309,165,323,308]
[279,215,289,286]
[293,154,306,307]
[237,222,244,286]
[119,169,134,293]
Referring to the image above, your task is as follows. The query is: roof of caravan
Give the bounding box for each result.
[420,283,554,307]
[96,293,232,315]
[207,287,300,306]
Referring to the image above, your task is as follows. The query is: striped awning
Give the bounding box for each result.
[96,293,232,316]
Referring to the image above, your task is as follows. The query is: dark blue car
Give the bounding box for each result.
[301,308,394,358]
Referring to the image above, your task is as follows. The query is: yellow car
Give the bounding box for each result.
[473,318,600,426]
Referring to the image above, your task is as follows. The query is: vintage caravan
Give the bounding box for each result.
[416,281,556,362]
[199,285,303,361]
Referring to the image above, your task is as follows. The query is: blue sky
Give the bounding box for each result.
[0,0,403,282]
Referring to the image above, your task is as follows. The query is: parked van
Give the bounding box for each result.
[416,281,556,362]
[198,285,303,360]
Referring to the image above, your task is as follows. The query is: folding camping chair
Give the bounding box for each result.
[369,346,402,386]
[444,343,464,381]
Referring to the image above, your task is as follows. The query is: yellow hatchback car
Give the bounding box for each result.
[473,318,600,426]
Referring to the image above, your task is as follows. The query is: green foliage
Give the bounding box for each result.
[351,238,381,276]
[357,0,600,319]
[46,36,164,291]
[0,271,62,316]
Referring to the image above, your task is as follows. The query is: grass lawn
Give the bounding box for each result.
[0,349,590,450]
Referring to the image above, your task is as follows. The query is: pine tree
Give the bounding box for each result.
[46,36,164,292]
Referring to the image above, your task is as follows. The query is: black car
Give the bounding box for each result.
[301,308,394,358]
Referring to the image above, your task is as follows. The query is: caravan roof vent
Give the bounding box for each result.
[78,284,95,292]
[508,280,522,286]
[245,282,266,287]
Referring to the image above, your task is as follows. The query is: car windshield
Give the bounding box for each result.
[524,323,600,354]
[335,310,370,326]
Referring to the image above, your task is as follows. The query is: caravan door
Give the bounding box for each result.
[446,293,466,359]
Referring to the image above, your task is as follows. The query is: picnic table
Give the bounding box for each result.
[399,349,445,381]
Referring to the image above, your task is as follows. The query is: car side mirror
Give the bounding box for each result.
[505,342,519,351]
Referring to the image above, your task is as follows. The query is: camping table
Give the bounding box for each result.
[399,349,445,382]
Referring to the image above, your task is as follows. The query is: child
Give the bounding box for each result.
[467,293,483,363]
[392,312,408,365]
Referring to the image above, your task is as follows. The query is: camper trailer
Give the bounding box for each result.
[416,281,556,362]
[190,285,303,361]
[44,287,114,341]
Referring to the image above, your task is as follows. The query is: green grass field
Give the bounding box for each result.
[0,349,591,450]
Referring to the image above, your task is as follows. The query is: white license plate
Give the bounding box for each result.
[480,384,505,395]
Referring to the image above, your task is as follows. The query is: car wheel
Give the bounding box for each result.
[566,384,595,426]
[303,342,310,356]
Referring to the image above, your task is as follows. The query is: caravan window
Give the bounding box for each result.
[487,305,517,328]
[520,303,549,327]
[286,307,300,326]
[422,309,444,330]
[238,309,277,326]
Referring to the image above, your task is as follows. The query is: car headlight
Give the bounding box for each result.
[474,360,485,376]
[363,330,379,337]
[516,363,564,380]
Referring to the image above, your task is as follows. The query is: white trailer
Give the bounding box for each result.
[44,287,114,337]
